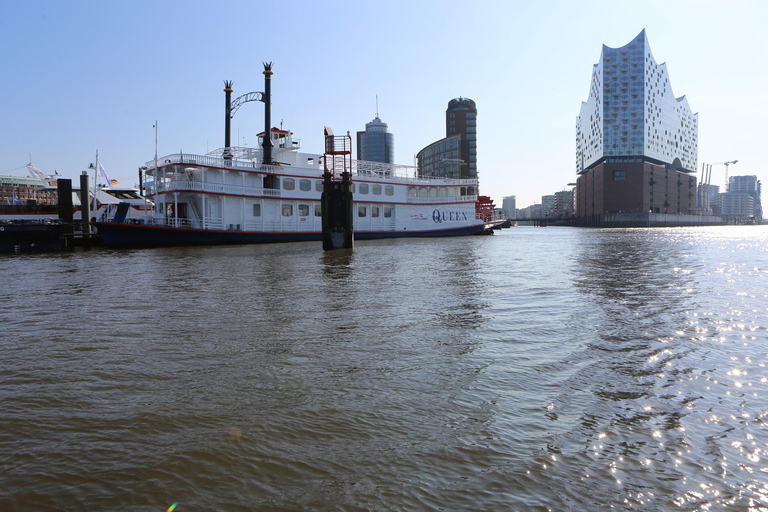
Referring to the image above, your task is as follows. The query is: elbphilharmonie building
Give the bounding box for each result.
[575,30,699,218]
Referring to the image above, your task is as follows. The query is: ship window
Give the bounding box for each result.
[298,204,309,216]
[315,204,322,217]
[372,184,381,195]
[253,204,261,217]
[315,180,323,192]
[299,179,311,191]
[371,206,380,218]
[282,204,293,216]
[384,206,392,218]
[283,178,295,190]
[408,187,417,197]
[358,206,366,217]
[385,185,394,196]
[359,183,369,194]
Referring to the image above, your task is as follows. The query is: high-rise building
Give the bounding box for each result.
[356,115,394,164]
[541,195,555,217]
[720,193,755,219]
[553,190,575,218]
[418,97,477,180]
[575,30,698,217]
[724,175,762,220]
[502,195,516,219]
[446,97,477,179]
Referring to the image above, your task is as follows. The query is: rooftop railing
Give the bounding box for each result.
[147,151,478,186]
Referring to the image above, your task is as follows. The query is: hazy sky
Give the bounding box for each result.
[1,0,765,207]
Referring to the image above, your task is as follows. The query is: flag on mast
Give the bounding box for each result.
[98,162,113,187]
[26,164,49,181]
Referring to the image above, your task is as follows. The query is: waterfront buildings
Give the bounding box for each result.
[502,195,516,219]
[575,30,698,218]
[417,135,463,178]
[541,195,555,217]
[518,204,542,220]
[417,97,477,180]
[0,175,54,205]
[356,114,395,164]
[721,175,762,220]
[553,190,575,219]
[720,193,756,220]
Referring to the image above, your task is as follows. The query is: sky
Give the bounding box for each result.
[1,0,766,208]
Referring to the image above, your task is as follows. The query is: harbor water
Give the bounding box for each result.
[1,226,767,511]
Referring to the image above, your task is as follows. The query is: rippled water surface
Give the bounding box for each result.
[1,226,767,511]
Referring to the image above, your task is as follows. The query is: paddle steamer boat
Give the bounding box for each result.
[94,64,494,247]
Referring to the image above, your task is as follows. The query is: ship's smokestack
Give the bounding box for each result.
[224,80,233,159]
[262,62,273,166]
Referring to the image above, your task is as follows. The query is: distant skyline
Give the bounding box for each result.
[1,0,766,208]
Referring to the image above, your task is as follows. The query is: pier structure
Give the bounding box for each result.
[321,127,354,250]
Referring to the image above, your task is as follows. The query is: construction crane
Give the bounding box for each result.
[698,160,737,215]
[708,160,738,191]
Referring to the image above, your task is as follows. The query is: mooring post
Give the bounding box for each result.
[57,178,74,249]
[321,169,354,250]
[79,172,91,237]
[57,178,73,226]
[321,127,354,250]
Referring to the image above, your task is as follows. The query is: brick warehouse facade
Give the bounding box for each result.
[576,160,696,217]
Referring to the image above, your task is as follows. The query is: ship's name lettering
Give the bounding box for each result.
[432,209,468,223]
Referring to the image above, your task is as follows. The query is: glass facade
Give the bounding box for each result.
[416,135,462,178]
[417,97,478,180]
[576,30,698,174]
[357,117,394,164]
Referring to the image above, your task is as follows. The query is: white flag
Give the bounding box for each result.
[98,162,112,186]
[26,164,48,181]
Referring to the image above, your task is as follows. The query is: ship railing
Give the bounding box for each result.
[147,153,479,186]
[406,195,478,204]
[157,179,281,198]
[204,217,224,230]
[143,215,232,230]
[353,167,477,186]
[147,217,195,229]
[477,212,506,223]
[147,153,284,174]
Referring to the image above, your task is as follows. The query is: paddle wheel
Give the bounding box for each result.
[475,195,496,221]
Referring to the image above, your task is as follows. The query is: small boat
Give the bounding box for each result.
[0,220,69,254]
[95,64,491,248]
